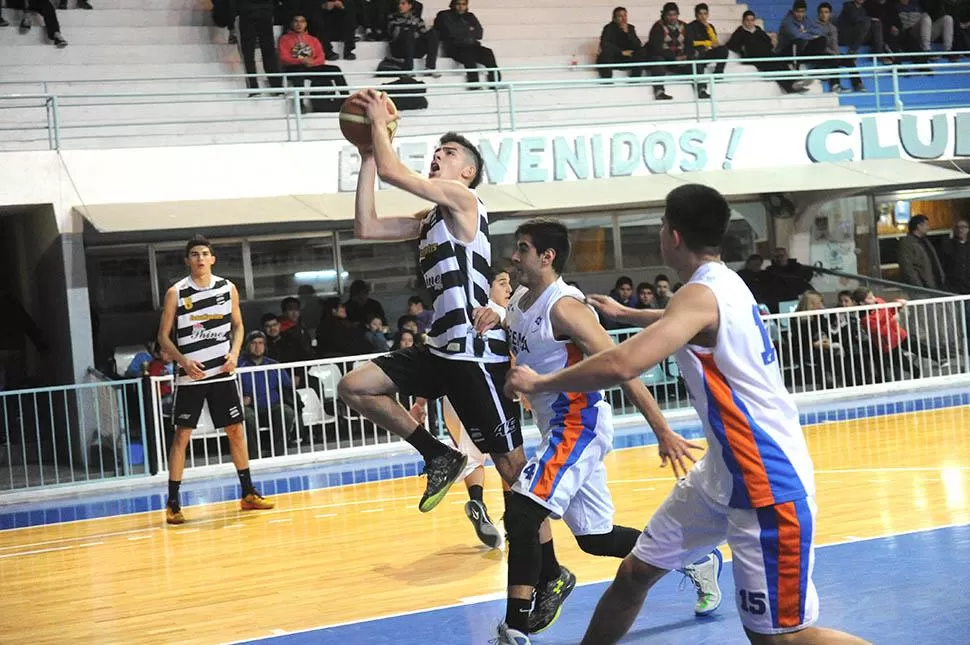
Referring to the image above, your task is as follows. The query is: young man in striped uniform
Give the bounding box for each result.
[157,236,274,525]
[506,186,869,645]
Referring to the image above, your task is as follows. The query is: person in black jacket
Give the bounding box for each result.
[596,7,648,79]
[942,217,970,294]
[838,0,885,55]
[727,11,808,93]
[646,2,698,100]
[687,3,729,95]
[387,0,439,74]
[236,0,283,92]
[434,0,500,87]
[316,297,374,357]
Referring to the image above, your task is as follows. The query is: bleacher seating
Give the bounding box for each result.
[0,0,858,150]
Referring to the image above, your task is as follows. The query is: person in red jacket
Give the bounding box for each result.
[278,14,349,112]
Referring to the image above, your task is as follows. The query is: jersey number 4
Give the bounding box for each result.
[751,305,777,366]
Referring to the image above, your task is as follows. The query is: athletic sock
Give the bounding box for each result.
[167,480,181,508]
[237,468,255,496]
[405,425,449,460]
[468,484,484,503]
[505,597,532,633]
[537,538,562,586]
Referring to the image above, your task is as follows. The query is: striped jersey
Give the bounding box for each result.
[506,279,609,435]
[173,274,235,386]
[675,261,815,509]
[417,199,508,363]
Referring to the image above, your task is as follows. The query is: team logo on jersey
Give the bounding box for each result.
[216,293,226,305]
[493,416,520,439]
[533,316,542,329]
[189,323,227,342]
[424,273,443,291]
[182,297,194,310]
[419,242,439,261]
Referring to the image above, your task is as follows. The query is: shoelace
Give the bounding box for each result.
[678,566,705,597]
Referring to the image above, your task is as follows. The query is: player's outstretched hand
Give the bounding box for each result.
[472,306,501,335]
[504,365,541,399]
[586,294,627,323]
[350,89,400,125]
[656,429,704,479]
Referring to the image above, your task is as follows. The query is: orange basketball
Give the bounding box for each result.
[339,91,399,148]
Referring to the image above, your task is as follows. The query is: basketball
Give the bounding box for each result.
[339,91,399,148]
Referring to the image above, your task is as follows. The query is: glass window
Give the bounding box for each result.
[338,233,419,297]
[491,215,616,274]
[155,242,245,298]
[618,213,664,269]
[250,236,338,299]
[86,246,152,313]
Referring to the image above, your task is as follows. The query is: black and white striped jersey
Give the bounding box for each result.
[417,199,509,364]
[173,274,235,385]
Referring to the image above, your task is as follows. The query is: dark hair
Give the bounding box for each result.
[662,2,679,14]
[818,2,832,11]
[837,289,854,302]
[694,2,708,15]
[349,279,370,297]
[322,296,343,316]
[746,253,763,263]
[612,5,627,19]
[397,314,418,330]
[184,234,213,258]
[792,0,807,10]
[614,276,634,289]
[488,265,511,284]
[664,184,731,253]
[743,9,756,18]
[407,295,425,307]
[672,282,683,292]
[365,313,383,324]
[281,296,300,311]
[391,329,416,350]
[908,214,928,233]
[514,218,571,274]
[439,132,484,188]
[654,273,670,284]
[260,313,279,326]
[851,287,870,304]
[636,282,654,293]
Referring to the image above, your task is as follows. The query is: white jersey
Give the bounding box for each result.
[675,262,815,509]
[173,274,235,386]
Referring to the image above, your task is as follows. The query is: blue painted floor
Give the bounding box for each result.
[237,523,970,645]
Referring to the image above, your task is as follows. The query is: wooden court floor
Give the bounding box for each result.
[1,406,969,644]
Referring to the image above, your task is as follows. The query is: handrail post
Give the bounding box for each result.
[709,72,717,121]
[506,82,517,132]
[292,87,303,142]
[891,65,902,111]
[50,94,61,150]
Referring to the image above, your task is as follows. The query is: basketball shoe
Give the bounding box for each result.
[528,566,576,633]
[241,492,275,510]
[418,450,467,513]
[165,501,185,525]
[465,499,503,549]
[494,623,530,645]
[681,549,723,616]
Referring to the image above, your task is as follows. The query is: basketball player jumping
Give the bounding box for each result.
[506,186,870,645]
[157,235,274,525]
[493,219,721,643]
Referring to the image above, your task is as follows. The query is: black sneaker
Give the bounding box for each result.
[0,16,9,27]
[464,499,503,549]
[343,52,357,61]
[58,0,67,9]
[53,33,68,48]
[528,566,576,634]
[654,90,673,100]
[418,450,467,513]
[19,17,31,33]
[78,0,93,8]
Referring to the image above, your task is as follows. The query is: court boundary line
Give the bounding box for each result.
[222,521,970,644]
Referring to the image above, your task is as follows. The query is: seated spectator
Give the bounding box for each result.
[0,9,7,26]
[817,2,865,92]
[898,0,955,58]
[647,2,698,100]
[57,0,92,8]
[777,1,829,58]
[360,0,396,41]
[387,0,440,76]
[728,11,808,93]
[306,0,358,60]
[434,0,500,88]
[344,279,387,326]
[236,0,282,93]
[737,253,767,299]
[634,282,657,309]
[790,289,840,388]
[833,289,873,385]
[278,14,349,112]
[610,276,636,307]
[364,314,391,351]
[596,6,648,80]
[262,312,313,366]
[839,0,884,56]
[239,331,297,457]
[397,313,420,335]
[10,0,68,47]
[391,328,416,350]
[866,0,910,60]
[316,297,373,357]
[278,296,315,355]
[687,3,730,96]
[764,247,814,304]
[956,9,970,54]
[653,273,673,308]
[406,296,434,333]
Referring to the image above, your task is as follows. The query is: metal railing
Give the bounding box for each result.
[4,293,969,493]
[1,54,968,150]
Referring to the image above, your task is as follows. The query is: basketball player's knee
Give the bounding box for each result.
[336,372,362,403]
[504,493,546,547]
[172,428,193,447]
[576,530,619,557]
[224,424,244,442]
[618,554,666,589]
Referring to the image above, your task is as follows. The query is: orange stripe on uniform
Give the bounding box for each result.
[774,502,804,628]
[531,344,586,500]
[696,353,775,507]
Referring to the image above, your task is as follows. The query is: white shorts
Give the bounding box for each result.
[512,399,615,536]
[633,472,819,635]
[442,397,486,480]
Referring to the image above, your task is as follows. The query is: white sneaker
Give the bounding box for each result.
[681,549,723,616]
[494,623,530,645]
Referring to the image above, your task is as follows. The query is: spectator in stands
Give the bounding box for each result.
[610,276,637,307]
[899,214,945,289]
[818,2,865,92]
[596,6,648,80]
[635,282,657,309]
[654,273,673,308]
[728,11,808,93]
[277,13,349,112]
[955,7,970,54]
[833,289,872,385]
[866,0,909,60]
[317,0,358,60]
[942,216,970,294]
[238,0,283,93]
[838,0,885,57]
[316,296,373,357]
[434,0,500,88]
[344,279,387,325]
[406,296,434,333]
[11,0,68,47]
[790,289,839,388]
[262,312,313,365]
[397,314,420,335]
[387,0,440,76]
[364,314,391,351]
[687,3,729,96]
[851,287,946,378]
[239,331,296,457]
[777,1,829,60]
[279,296,315,356]
[0,9,7,26]
[764,247,814,303]
[57,0,92,8]
[391,328,416,350]
[737,253,772,305]
[647,2,699,100]
[297,284,324,334]
[360,0,395,41]
[898,0,955,57]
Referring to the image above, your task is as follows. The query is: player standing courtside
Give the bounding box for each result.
[494,219,721,644]
[157,236,274,525]
[506,186,870,645]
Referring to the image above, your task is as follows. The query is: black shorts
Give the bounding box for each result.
[172,379,245,430]
[372,345,522,455]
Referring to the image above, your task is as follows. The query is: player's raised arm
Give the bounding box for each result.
[353,149,425,241]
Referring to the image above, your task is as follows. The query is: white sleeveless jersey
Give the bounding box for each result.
[173,274,235,386]
[417,197,508,363]
[506,279,610,434]
[675,262,815,509]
